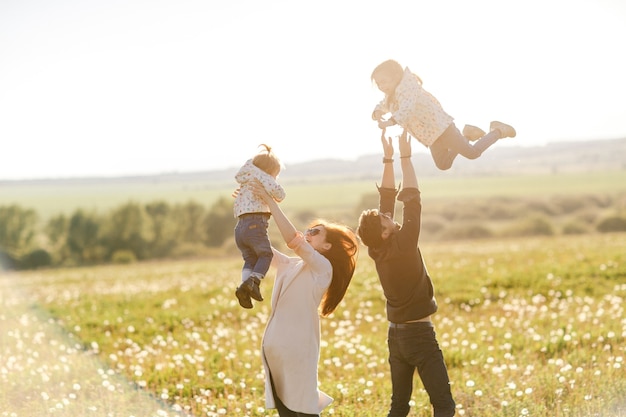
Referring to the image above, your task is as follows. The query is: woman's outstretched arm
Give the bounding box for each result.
[250,179,297,244]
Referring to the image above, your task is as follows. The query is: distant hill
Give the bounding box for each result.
[192,137,626,185]
[283,138,626,181]
[1,137,625,187]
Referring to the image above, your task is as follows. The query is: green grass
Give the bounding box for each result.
[2,171,625,221]
[2,233,625,416]
[419,171,626,199]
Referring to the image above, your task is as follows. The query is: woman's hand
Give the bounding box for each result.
[251,180,296,244]
[249,179,271,204]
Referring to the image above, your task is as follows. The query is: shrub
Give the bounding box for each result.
[170,243,212,259]
[503,216,554,237]
[552,195,588,214]
[438,206,459,221]
[20,249,52,269]
[221,237,241,257]
[596,216,626,233]
[485,197,523,220]
[454,203,488,221]
[111,250,137,264]
[354,193,378,217]
[294,209,319,226]
[0,250,18,271]
[588,194,614,209]
[575,209,599,225]
[525,200,558,216]
[0,205,38,255]
[441,224,493,240]
[421,217,446,235]
[562,222,589,235]
[205,197,236,247]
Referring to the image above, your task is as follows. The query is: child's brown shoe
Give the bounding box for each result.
[235,284,253,309]
[246,276,263,302]
[235,276,263,309]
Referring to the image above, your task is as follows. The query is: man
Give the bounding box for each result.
[357,129,456,417]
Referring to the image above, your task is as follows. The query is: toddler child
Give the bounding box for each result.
[233,144,285,309]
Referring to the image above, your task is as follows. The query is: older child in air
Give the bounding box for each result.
[372,58,517,170]
[233,144,285,309]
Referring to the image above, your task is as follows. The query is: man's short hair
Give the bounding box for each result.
[357,209,384,249]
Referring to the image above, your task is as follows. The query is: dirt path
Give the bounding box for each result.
[0,272,186,417]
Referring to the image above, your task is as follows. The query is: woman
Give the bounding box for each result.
[250,179,359,417]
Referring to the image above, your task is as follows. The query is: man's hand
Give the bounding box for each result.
[398,129,411,157]
[378,118,397,129]
[372,109,384,121]
[381,129,394,159]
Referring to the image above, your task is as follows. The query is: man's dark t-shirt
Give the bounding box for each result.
[368,186,438,323]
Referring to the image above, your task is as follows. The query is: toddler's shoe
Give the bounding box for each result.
[462,124,486,141]
[235,275,263,309]
[235,285,253,309]
[247,275,264,302]
[490,121,516,139]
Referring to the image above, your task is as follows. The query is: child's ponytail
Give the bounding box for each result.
[253,144,282,177]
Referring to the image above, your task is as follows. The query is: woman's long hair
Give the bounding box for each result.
[315,220,359,317]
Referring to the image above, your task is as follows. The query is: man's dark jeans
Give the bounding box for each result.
[387,321,456,417]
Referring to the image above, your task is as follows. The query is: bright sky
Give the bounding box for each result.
[2,0,625,180]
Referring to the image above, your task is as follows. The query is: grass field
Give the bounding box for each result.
[1,171,625,221]
[2,233,625,416]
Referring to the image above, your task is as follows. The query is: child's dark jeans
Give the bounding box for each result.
[235,213,272,278]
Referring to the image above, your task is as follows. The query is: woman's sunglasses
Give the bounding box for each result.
[305,228,322,236]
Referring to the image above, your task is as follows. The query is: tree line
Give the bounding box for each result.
[3,191,626,271]
[0,197,236,270]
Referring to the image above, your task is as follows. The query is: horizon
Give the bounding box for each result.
[1,136,624,183]
[2,0,626,181]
